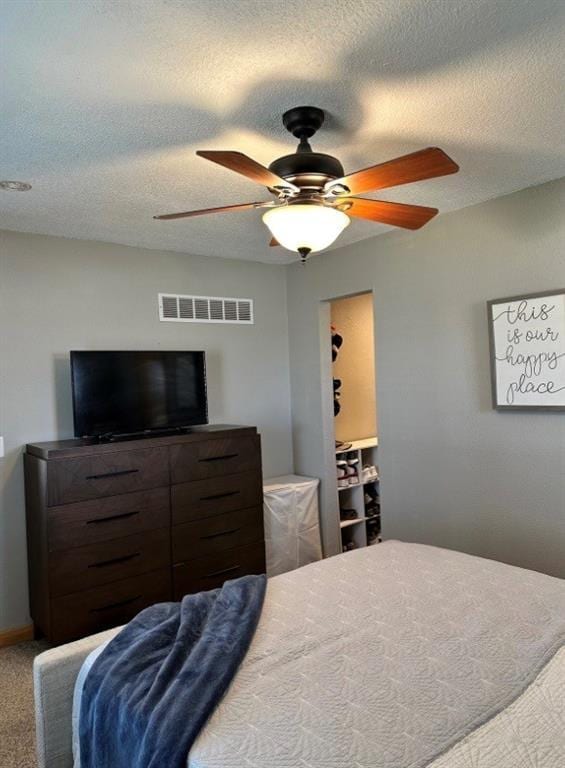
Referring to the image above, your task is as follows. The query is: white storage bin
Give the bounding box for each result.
[263,475,322,577]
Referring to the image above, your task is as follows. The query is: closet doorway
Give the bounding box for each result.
[329,292,380,554]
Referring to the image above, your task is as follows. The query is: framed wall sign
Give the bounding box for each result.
[487,289,565,411]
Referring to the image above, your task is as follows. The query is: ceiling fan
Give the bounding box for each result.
[154,106,459,262]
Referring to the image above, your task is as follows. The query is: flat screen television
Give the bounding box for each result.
[71,350,208,438]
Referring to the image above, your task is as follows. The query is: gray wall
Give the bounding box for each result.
[1,177,564,633]
[0,230,293,631]
[287,177,565,576]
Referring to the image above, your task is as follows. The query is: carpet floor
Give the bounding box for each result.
[0,640,49,768]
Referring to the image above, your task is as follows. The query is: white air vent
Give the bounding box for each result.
[158,293,254,324]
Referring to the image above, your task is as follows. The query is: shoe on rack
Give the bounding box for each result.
[362,464,379,483]
[337,460,349,487]
[345,455,359,484]
[340,508,358,521]
[337,473,349,488]
[366,518,380,545]
[346,467,358,484]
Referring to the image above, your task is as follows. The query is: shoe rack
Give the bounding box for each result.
[336,437,381,553]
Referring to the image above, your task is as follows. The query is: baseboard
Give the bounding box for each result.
[0,624,34,648]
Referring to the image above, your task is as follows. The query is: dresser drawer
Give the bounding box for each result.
[50,568,171,644]
[47,487,170,551]
[47,447,169,506]
[173,541,266,598]
[170,436,261,483]
[171,471,261,524]
[49,527,170,597]
[173,505,263,562]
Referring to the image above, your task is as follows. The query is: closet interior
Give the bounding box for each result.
[330,292,380,553]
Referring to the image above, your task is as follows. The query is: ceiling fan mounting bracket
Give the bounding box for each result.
[282,106,325,141]
[271,184,294,198]
[325,182,350,197]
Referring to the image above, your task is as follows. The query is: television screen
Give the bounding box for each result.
[71,351,208,437]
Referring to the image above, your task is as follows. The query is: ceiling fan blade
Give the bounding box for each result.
[153,201,271,221]
[341,198,438,229]
[196,150,299,192]
[326,148,459,196]
[269,237,280,246]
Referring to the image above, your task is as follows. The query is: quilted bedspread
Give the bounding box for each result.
[188,542,565,768]
[74,541,565,768]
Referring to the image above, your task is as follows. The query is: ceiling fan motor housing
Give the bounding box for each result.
[269,151,345,190]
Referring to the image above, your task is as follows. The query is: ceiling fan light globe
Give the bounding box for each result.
[262,204,350,254]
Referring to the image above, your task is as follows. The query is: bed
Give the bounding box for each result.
[34,541,565,768]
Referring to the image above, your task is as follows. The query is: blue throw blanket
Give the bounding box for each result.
[79,574,267,768]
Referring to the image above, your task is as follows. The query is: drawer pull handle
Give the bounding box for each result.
[200,491,239,502]
[88,553,141,569]
[202,527,240,540]
[87,511,140,525]
[86,469,139,480]
[207,564,241,578]
[90,596,141,613]
[199,453,238,463]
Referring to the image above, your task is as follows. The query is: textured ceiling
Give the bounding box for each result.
[1,0,564,264]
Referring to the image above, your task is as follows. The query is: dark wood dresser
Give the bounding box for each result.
[24,425,265,644]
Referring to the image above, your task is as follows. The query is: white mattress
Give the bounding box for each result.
[74,542,565,768]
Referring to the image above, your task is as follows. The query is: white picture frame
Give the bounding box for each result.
[487,289,565,411]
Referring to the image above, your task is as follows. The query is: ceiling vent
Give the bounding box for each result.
[158,293,254,324]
